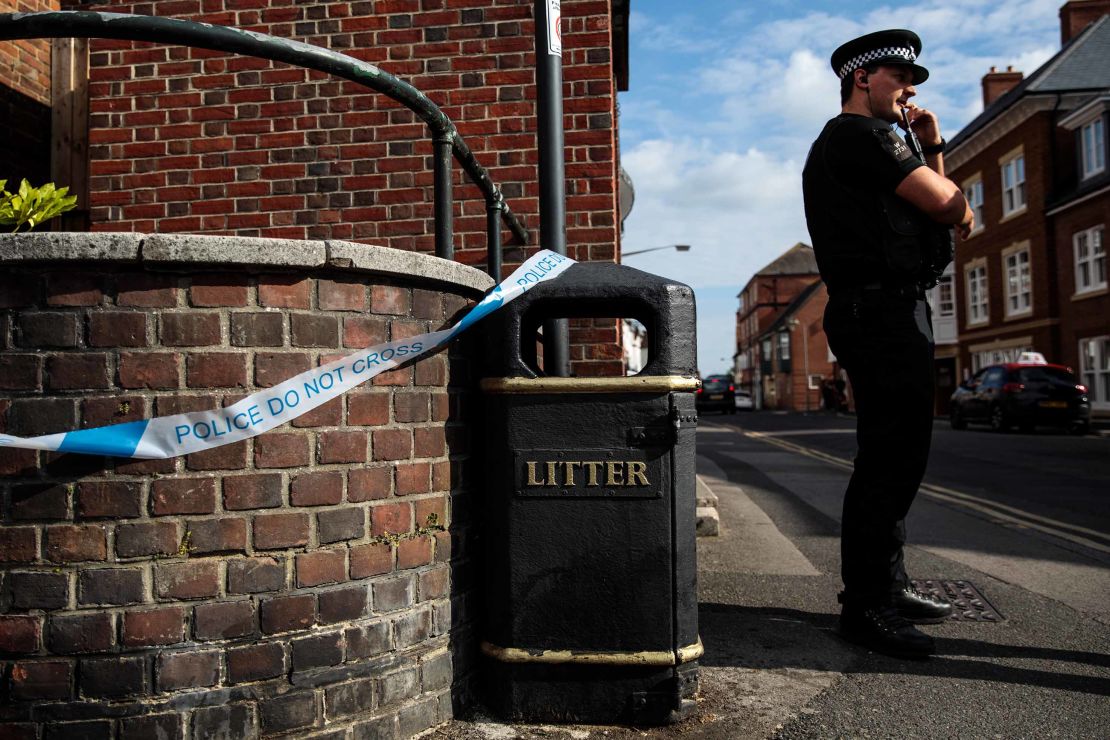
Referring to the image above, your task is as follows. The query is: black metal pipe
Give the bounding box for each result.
[533,0,570,376]
[486,197,503,279]
[432,134,454,261]
[0,10,530,255]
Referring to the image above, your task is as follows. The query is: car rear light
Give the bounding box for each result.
[1077,384,1088,393]
[696,387,703,395]
[728,384,735,392]
[1002,382,1024,393]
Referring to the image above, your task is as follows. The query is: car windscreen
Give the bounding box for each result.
[703,377,730,390]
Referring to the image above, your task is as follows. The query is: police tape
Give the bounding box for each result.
[0,250,574,459]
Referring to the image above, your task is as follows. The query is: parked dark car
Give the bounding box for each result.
[697,375,736,414]
[950,361,1091,434]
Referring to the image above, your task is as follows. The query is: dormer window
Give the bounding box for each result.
[1081,117,1106,179]
[1060,97,1110,182]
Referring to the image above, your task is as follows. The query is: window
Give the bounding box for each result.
[1081,117,1106,179]
[966,263,989,325]
[777,331,792,374]
[972,345,1031,372]
[1004,247,1031,316]
[963,178,984,233]
[1000,152,1026,216]
[937,274,955,318]
[1074,225,1106,294]
[1080,335,1110,409]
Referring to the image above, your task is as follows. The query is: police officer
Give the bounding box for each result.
[802,29,974,658]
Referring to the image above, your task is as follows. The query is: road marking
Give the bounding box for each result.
[744,429,857,437]
[712,424,1110,556]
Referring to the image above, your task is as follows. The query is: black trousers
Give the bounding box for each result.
[823,292,935,607]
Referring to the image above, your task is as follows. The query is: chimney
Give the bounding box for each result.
[1060,0,1110,44]
[982,66,1024,108]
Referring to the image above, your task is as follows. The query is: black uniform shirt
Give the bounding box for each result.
[802,113,924,293]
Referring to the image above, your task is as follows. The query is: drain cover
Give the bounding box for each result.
[911,579,1004,622]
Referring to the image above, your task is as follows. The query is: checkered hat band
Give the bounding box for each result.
[837,46,917,79]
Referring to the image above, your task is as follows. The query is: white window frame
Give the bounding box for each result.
[999,148,1026,218]
[1002,243,1032,318]
[1074,225,1106,295]
[965,261,989,326]
[962,175,984,235]
[1079,335,1110,410]
[937,273,955,318]
[778,331,791,361]
[972,346,1032,373]
[1081,117,1106,180]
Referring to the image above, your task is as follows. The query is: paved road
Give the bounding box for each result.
[708,410,1110,621]
[716,410,1110,557]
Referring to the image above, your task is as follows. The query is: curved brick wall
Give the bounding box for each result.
[0,233,491,738]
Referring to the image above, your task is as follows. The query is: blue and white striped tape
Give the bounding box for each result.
[0,250,574,459]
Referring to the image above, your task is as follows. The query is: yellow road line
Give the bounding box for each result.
[724,425,1110,556]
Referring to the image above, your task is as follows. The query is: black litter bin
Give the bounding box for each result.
[479,261,701,724]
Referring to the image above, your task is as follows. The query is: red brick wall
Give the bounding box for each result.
[784,285,832,412]
[0,252,475,737]
[0,0,57,186]
[0,0,55,104]
[735,274,821,392]
[59,0,621,266]
[950,113,1059,369]
[1053,195,1110,374]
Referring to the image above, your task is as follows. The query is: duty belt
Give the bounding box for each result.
[858,280,926,300]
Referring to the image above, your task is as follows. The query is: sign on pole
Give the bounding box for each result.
[545,0,561,56]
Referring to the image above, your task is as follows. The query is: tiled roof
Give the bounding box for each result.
[757,279,827,338]
[754,242,818,276]
[950,15,1110,149]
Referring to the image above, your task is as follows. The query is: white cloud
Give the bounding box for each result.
[621,138,808,290]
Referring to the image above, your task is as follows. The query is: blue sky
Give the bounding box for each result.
[616,0,1063,374]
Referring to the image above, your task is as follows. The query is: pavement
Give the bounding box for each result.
[437,415,1110,739]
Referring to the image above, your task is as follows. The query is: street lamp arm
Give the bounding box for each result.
[621,244,692,257]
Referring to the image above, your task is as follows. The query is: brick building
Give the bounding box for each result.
[751,279,837,413]
[732,242,829,410]
[946,0,1110,419]
[5,0,631,375]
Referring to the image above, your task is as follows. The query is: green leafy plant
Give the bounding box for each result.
[0,179,78,233]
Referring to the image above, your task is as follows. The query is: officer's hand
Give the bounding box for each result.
[900,102,942,147]
[956,211,975,240]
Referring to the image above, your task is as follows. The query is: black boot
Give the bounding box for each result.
[838,604,935,659]
[891,585,954,624]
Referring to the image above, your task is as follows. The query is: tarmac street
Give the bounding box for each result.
[445,411,1110,739]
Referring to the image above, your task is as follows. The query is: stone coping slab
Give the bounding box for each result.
[0,232,495,293]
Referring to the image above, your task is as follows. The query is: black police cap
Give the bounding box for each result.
[831,29,929,84]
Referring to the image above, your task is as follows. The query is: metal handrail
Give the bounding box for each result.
[0,10,529,275]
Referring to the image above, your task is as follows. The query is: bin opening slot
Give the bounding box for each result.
[522,307,656,377]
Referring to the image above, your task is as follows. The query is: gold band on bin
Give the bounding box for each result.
[481,376,700,394]
[480,637,704,666]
